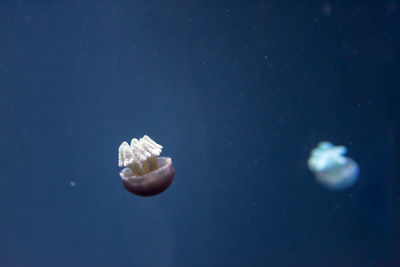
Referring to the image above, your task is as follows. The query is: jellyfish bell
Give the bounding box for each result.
[120,157,174,196]
[308,142,359,191]
[313,157,359,190]
[118,135,175,197]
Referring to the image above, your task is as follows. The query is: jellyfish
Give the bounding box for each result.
[118,135,175,196]
[307,141,359,190]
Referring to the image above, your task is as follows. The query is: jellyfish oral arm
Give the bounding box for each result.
[118,135,163,176]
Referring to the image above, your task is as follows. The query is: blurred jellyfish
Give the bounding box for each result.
[308,142,359,190]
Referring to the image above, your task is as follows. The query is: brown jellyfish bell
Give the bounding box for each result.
[118,135,175,196]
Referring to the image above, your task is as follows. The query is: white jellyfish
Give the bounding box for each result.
[308,141,359,190]
[118,135,175,197]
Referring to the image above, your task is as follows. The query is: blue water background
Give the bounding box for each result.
[0,1,399,266]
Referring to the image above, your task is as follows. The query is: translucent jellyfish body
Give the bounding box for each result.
[308,142,359,190]
[118,135,174,196]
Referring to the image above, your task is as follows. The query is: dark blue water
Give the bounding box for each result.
[1,1,399,266]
